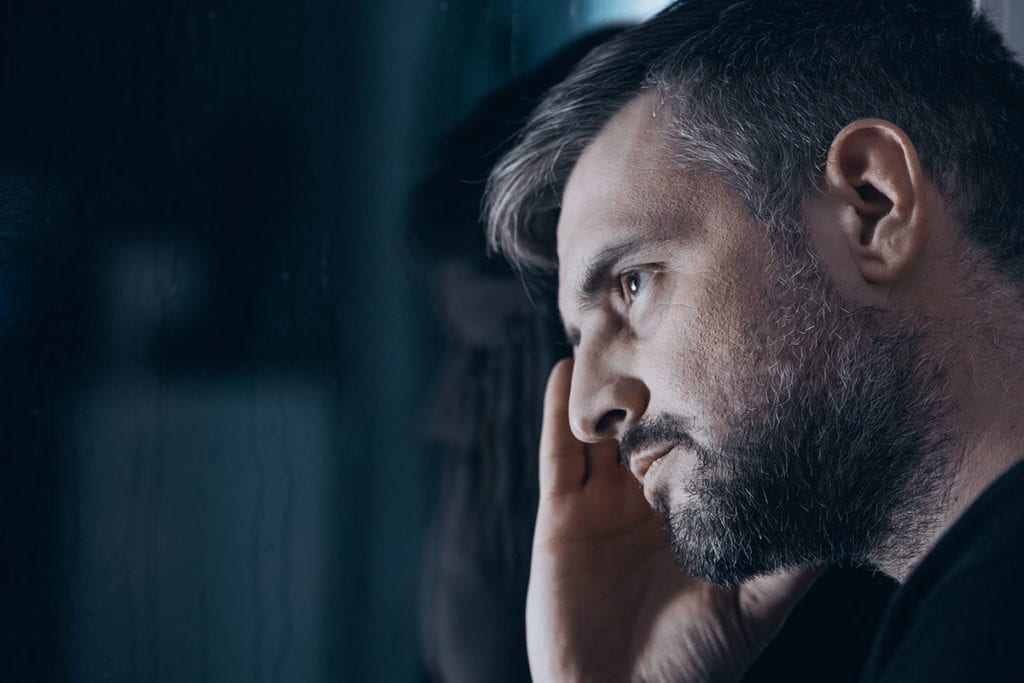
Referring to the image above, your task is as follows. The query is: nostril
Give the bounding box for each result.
[594,408,627,436]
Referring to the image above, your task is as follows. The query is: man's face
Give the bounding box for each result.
[557,93,948,584]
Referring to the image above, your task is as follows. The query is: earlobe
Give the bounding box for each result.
[823,118,928,284]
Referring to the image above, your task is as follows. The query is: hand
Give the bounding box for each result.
[526,358,821,682]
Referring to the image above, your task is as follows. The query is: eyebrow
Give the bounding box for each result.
[562,236,666,346]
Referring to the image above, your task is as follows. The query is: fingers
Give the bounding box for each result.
[539,358,586,495]
[585,437,630,485]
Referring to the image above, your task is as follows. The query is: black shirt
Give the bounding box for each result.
[860,459,1024,682]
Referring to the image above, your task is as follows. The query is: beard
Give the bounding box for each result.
[629,245,955,586]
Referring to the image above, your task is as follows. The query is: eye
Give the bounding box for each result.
[618,270,646,304]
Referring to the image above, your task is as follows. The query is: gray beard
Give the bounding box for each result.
[652,251,955,586]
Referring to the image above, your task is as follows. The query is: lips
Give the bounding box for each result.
[628,447,673,485]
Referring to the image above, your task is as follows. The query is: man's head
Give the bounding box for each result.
[486,0,1024,584]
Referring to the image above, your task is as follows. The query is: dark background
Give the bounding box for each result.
[0,1,1020,681]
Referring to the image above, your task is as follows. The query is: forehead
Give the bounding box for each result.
[556,92,693,308]
[558,92,676,251]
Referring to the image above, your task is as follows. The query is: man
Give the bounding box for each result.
[484,0,1024,680]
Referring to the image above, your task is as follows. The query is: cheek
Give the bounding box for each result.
[649,265,764,440]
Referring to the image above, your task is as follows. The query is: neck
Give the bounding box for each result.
[876,273,1024,583]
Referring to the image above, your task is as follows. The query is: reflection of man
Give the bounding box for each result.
[411,28,624,682]
[485,1,1024,680]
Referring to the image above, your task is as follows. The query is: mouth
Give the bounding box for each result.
[628,446,674,486]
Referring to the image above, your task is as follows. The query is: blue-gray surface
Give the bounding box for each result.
[0,1,652,681]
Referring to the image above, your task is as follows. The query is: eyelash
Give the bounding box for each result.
[615,270,646,305]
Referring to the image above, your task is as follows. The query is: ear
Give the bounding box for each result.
[823,118,928,284]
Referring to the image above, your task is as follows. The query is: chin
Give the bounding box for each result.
[652,487,813,587]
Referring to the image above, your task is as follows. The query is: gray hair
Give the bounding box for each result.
[486,0,1024,280]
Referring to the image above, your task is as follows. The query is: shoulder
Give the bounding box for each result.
[864,460,1024,683]
[868,545,1024,682]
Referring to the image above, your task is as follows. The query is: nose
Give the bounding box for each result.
[567,343,649,443]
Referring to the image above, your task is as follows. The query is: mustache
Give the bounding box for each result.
[617,414,696,469]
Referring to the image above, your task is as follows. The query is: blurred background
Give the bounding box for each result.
[0,1,1020,681]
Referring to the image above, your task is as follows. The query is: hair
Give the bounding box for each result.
[486,0,1024,282]
[408,28,626,682]
[409,27,624,277]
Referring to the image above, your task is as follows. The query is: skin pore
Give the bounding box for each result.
[555,91,1024,583]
